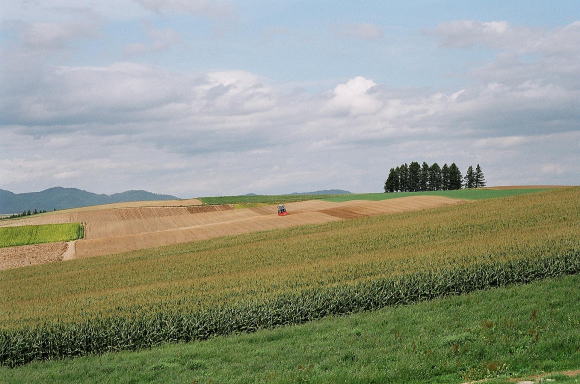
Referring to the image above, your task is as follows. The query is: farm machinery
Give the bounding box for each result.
[277,204,288,216]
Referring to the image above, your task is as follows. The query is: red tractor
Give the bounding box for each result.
[277,204,288,216]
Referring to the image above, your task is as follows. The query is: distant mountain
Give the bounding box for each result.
[0,187,179,214]
[290,189,351,195]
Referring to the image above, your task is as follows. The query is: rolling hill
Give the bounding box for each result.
[0,187,179,214]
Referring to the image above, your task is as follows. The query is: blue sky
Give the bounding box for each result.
[0,1,579,196]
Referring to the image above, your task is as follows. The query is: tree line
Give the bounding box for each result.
[8,209,50,219]
[384,162,485,192]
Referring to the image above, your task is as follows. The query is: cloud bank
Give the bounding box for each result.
[1,15,579,196]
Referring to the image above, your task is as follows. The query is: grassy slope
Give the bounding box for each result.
[0,223,83,248]
[2,274,578,384]
[1,188,577,330]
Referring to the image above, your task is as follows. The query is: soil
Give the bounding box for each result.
[0,242,68,271]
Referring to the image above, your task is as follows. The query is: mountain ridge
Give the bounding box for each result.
[0,187,179,214]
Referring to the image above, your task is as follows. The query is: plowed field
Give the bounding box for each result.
[1,196,464,267]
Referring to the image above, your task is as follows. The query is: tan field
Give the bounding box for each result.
[0,195,464,270]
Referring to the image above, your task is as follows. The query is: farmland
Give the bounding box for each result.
[0,194,463,262]
[0,223,83,248]
[2,274,578,383]
[199,187,547,205]
[0,187,578,366]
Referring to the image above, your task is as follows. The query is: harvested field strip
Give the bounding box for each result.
[0,223,83,248]
[73,196,461,258]
[0,242,69,271]
[1,253,578,366]
[323,188,552,202]
[0,188,577,331]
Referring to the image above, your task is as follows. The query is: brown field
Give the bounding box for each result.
[0,241,71,270]
[0,196,464,269]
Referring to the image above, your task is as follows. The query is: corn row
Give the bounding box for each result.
[1,251,577,367]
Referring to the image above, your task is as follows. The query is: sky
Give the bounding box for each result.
[1,0,579,197]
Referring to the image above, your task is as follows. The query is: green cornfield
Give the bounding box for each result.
[0,188,578,366]
[0,223,84,248]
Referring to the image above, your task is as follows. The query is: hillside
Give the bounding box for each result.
[3,274,577,383]
[0,188,577,368]
[0,187,179,214]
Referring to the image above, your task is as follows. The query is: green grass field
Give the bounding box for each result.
[2,274,578,384]
[324,188,552,202]
[0,223,84,248]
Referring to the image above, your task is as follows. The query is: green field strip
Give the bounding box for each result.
[0,223,84,248]
[323,188,552,202]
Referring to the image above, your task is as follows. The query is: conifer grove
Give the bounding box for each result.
[384,162,485,192]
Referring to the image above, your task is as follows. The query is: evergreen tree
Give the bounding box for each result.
[448,163,463,190]
[408,162,421,192]
[474,164,486,188]
[384,168,396,192]
[420,162,430,191]
[393,166,400,192]
[464,166,475,188]
[429,163,442,190]
[441,164,450,191]
[399,163,409,192]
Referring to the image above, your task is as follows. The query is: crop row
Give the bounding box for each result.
[1,251,578,367]
[0,188,577,330]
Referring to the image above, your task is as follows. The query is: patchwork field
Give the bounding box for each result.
[0,188,553,270]
[0,194,464,267]
[0,187,578,368]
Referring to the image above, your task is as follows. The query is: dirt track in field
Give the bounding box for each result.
[1,196,464,268]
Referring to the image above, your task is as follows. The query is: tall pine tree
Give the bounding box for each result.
[474,164,486,188]
[429,163,442,191]
[441,164,450,191]
[464,166,475,189]
[393,166,400,192]
[408,162,421,192]
[448,163,463,190]
[399,163,409,192]
[384,168,396,192]
[420,162,430,191]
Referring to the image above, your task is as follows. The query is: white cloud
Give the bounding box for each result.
[326,76,382,115]
[433,20,580,55]
[1,14,579,195]
[337,23,384,40]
